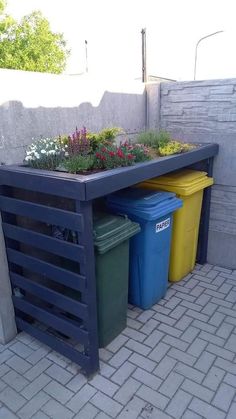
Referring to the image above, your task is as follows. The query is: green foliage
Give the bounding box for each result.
[0,0,6,14]
[88,127,122,151]
[0,10,69,73]
[158,141,195,156]
[63,155,95,174]
[137,130,171,149]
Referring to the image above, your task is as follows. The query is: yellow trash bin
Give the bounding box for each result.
[138,170,213,282]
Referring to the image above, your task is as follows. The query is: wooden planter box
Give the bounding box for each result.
[0,143,219,376]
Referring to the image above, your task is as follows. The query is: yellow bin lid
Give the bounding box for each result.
[143,169,214,196]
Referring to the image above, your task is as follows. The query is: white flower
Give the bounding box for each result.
[41,150,46,154]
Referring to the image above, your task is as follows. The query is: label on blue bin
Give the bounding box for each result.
[156,218,170,233]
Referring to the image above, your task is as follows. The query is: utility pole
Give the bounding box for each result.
[85,40,88,73]
[141,28,147,82]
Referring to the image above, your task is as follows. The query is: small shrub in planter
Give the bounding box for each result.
[25,137,67,170]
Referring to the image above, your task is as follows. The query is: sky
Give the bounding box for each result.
[5,0,236,82]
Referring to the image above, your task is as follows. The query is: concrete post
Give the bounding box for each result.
[0,215,17,343]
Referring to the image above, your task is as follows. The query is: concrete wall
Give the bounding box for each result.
[0,68,148,343]
[160,78,236,269]
[0,69,147,165]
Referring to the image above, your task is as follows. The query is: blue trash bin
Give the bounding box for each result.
[107,188,182,309]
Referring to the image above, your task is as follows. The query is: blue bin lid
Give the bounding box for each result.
[107,188,182,221]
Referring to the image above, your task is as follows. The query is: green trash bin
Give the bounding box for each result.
[93,212,140,347]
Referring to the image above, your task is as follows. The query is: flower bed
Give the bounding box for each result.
[24,127,196,174]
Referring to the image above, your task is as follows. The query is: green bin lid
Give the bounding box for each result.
[93,212,140,254]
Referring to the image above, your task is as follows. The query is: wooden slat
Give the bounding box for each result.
[0,167,86,200]
[13,296,89,344]
[11,272,88,321]
[7,249,86,292]
[0,196,83,231]
[3,223,85,263]
[16,318,90,370]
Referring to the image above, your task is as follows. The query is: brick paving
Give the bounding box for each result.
[0,263,236,418]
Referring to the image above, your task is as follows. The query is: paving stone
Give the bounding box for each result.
[224,372,236,387]
[0,407,18,419]
[192,320,216,334]
[227,403,236,419]
[206,343,234,361]
[163,335,189,351]
[140,319,159,335]
[42,399,74,419]
[45,363,73,384]
[116,396,146,419]
[166,389,192,419]
[159,371,184,398]
[24,358,52,381]
[114,377,141,405]
[186,309,209,323]
[21,373,51,400]
[208,312,225,327]
[90,391,123,418]
[216,321,234,339]
[195,294,211,307]
[203,366,225,391]
[46,351,69,368]
[122,327,146,342]
[111,361,136,385]
[194,351,216,373]
[0,386,26,412]
[17,391,50,419]
[109,348,132,368]
[182,378,214,402]
[127,318,142,330]
[0,364,10,377]
[44,380,74,404]
[98,361,116,378]
[136,384,169,410]
[175,315,193,331]
[190,286,205,298]
[181,326,200,343]
[66,372,87,392]
[153,305,172,316]
[144,330,164,348]
[224,333,236,352]
[180,300,202,311]
[6,355,31,374]
[0,350,14,365]
[187,337,207,358]
[148,342,170,363]
[2,370,29,392]
[9,341,34,359]
[212,382,235,412]
[182,409,203,419]
[189,397,225,419]
[73,402,98,419]
[99,348,113,362]
[168,348,196,366]
[137,310,155,323]
[158,323,182,337]
[169,305,187,320]
[66,384,97,413]
[226,290,236,303]
[132,367,162,390]
[202,302,218,317]
[32,412,50,419]
[27,347,50,365]
[90,374,119,397]
[215,357,236,374]
[174,362,205,384]
[129,353,156,372]
[106,335,128,353]
[153,312,176,325]
[199,331,225,347]
[141,406,173,419]
[153,355,177,379]
[125,339,151,356]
